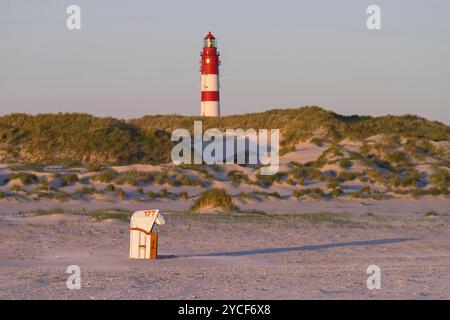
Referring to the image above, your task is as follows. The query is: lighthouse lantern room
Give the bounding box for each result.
[200,32,220,117]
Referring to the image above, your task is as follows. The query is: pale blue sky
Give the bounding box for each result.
[1,0,449,123]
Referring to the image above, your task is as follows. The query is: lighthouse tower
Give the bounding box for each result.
[200,32,220,117]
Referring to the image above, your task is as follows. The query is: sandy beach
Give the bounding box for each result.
[1,208,449,299]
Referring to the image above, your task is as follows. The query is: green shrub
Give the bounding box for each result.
[286,178,296,186]
[8,163,45,172]
[178,164,215,180]
[350,186,388,199]
[383,134,401,147]
[360,186,371,194]
[55,191,70,201]
[135,187,144,194]
[227,170,251,185]
[115,170,154,186]
[310,137,324,147]
[359,143,372,155]
[430,168,449,190]
[52,172,61,179]
[411,188,427,199]
[338,171,361,182]
[289,162,324,182]
[89,209,132,222]
[75,187,97,195]
[339,159,353,169]
[91,169,117,183]
[159,188,169,198]
[104,184,116,192]
[256,172,286,187]
[39,177,50,190]
[86,163,103,172]
[250,191,281,199]
[11,184,25,194]
[176,173,201,186]
[167,176,180,187]
[146,191,157,200]
[192,188,237,212]
[330,187,343,198]
[10,172,38,185]
[390,169,421,188]
[327,180,340,189]
[61,173,79,186]
[210,164,222,172]
[154,171,169,185]
[387,151,409,164]
[116,188,126,199]
[425,210,438,217]
[237,192,252,200]
[178,191,189,199]
[292,188,325,199]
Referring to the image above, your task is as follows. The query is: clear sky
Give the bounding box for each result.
[1,0,449,123]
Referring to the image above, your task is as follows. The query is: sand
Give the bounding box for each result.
[0,209,449,299]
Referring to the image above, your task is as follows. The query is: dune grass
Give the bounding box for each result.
[192,188,237,212]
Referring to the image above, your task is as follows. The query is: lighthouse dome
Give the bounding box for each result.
[204,31,215,39]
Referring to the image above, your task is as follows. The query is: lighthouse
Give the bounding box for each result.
[200,32,220,117]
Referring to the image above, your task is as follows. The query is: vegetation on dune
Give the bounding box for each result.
[310,137,325,147]
[430,168,450,191]
[86,163,104,172]
[60,173,79,186]
[288,161,328,184]
[75,186,97,196]
[11,184,26,194]
[249,191,281,199]
[192,188,237,212]
[0,107,448,203]
[115,170,154,186]
[0,107,447,165]
[177,164,215,180]
[178,191,189,199]
[292,188,326,199]
[103,184,116,192]
[227,170,252,185]
[9,172,38,185]
[91,169,118,183]
[89,209,133,222]
[0,113,172,165]
[256,172,287,187]
[337,171,362,182]
[116,188,127,200]
[8,163,45,172]
[339,159,353,169]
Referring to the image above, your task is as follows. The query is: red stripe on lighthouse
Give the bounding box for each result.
[201,91,219,101]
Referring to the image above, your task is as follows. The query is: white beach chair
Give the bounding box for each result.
[129,209,165,260]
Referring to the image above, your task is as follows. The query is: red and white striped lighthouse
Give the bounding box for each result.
[200,32,220,117]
